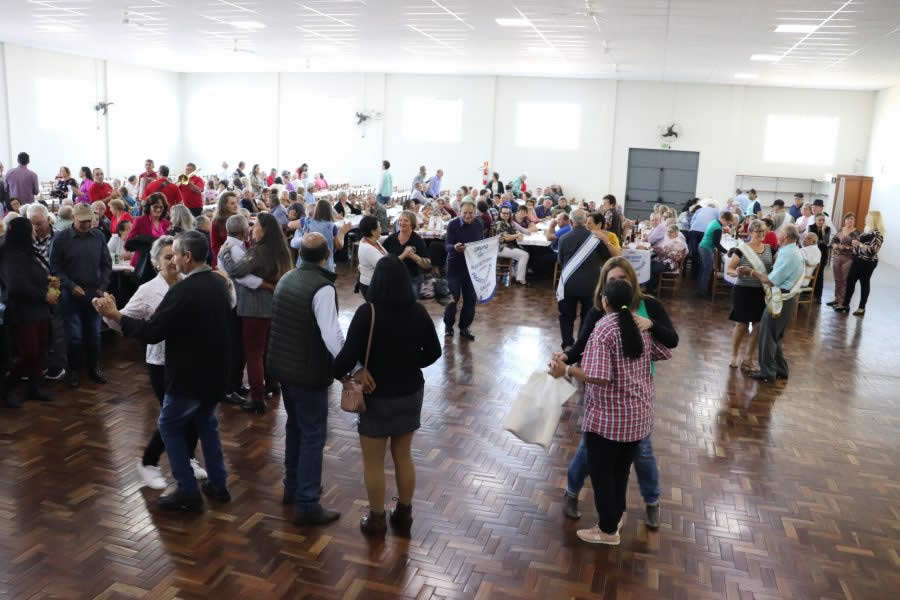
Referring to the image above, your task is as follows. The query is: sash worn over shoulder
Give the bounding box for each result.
[556,233,601,301]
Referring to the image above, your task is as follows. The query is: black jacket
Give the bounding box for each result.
[557,226,612,299]
[49,227,111,295]
[0,247,51,323]
[121,269,231,405]
[565,295,678,364]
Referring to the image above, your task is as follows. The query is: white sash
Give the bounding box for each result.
[738,242,766,273]
[556,232,601,301]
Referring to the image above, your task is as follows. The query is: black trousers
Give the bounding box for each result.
[188,206,202,217]
[687,231,703,277]
[813,246,829,300]
[585,432,638,534]
[142,363,199,466]
[558,295,592,349]
[226,309,245,394]
[845,258,878,309]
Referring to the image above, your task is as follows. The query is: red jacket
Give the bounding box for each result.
[143,178,183,208]
[210,219,228,268]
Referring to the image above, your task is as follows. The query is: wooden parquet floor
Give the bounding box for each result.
[1,263,899,600]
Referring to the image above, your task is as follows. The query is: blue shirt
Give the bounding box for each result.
[690,206,719,233]
[426,176,442,197]
[789,204,803,221]
[305,191,315,204]
[553,224,572,252]
[767,242,804,291]
[270,204,288,226]
[735,193,749,214]
[535,205,553,219]
[444,217,483,274]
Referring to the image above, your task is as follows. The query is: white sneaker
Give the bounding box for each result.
[136,460,167,490]
[190,459,208,480]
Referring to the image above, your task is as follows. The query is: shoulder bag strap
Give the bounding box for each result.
[363,303,375,370]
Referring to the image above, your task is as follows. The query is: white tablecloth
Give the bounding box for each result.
[622,248,651,284]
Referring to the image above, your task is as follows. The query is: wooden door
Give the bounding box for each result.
[833,175,873,232]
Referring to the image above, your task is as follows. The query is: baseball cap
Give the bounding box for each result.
[73,203,94,222]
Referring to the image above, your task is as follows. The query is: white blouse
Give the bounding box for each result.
[357,238,387,286]
[103,273,172,365]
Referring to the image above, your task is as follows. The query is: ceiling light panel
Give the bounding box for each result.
[404,1,473,56]
[296,1,361,50]
[31,0,89,33]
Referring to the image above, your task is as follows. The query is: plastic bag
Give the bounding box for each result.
[503,370,577,450]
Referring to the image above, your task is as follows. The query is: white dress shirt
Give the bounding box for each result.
[219,236,264,289]
[312,286,344,358]
[104,274,172,365]
[357,238,386,285]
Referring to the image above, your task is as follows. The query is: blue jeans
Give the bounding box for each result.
[411,274,424,300]
[62,289,101,348]
[443,268,477,330]
[376,194,391,205]
[158,393,228,494]
[566,434,660,505]
[697,247,714,295]
[282,384,329,511]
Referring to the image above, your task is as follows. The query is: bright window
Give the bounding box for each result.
[763,114,839,165]
[515,102,582,151]
[401,96,462,143]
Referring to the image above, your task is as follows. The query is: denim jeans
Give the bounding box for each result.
[62,290,101,348]
[282,384,329,511]
[697,247,714,295]
[566,433,660,505]
[443,269,477,330]
[158,393,228,494]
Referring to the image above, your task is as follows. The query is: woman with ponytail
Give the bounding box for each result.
[551,277,672,545]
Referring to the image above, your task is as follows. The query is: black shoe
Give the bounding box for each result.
[45,367,66,381]
[563,493,581,520]
[360,510,387,537]
[200,481,231,503]
[293,505,341,527]
[444,327,454,338]
[833,305,849,313]
[389,502,413,535]
[645,503,660,530]
[88,368,107,384]
[67,371,80,388]
[27,383,54,402]
[157,489,204,513]
[2,378,22,408]
[750,371,773,383]
[265,383,281,398]
[826,300,837,307]
[222,392,244,405]
[240,400,265,414]
[459,329,475,341]
[236,386,251,398]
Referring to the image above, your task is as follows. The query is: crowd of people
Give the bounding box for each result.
[0,151,887,547]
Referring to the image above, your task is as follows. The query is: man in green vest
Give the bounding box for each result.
[267,232,345,526]
[697,211,735,297]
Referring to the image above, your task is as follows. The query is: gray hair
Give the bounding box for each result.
[571,208,587,225]
[169,204,194,232]
[174,230,209,263]
[337,191,347,201]
[58,205,74,219]
[194,215,210,229]
[781,223,800,242]
[26,203,49,220]
[149,235,175,269]
[225,213,249,236]
[802,232,818,246]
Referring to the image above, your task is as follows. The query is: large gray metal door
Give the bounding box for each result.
[624,148,699,221]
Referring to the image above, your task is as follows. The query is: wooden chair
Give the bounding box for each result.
[656,254,686,297]
[794,264,819,315]
[711,249,729,301]
[551,260,560,291]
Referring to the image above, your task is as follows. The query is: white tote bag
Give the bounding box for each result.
[503,370,577,451]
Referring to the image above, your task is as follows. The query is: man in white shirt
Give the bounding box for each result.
[218,161,230,185]
[266,232,344,528]
[734,188,750,215]
[809,199,835,232]
[799,232,822,288]
[410,182,426,204]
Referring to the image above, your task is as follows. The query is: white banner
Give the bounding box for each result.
[464,235,500,303]
[622,248,651,284]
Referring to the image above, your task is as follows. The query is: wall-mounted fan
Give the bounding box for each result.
[657,123,681,149]
[94,101,114,115]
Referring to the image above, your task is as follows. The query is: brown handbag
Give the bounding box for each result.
[340,303,375,413]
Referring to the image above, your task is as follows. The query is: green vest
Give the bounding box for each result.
[699,219,722,250]
[266,263,338,389]
[637,299,655,377]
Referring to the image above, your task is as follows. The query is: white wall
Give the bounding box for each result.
[0,44,10,170]
[866,84,900,267]
[609,81,874,204]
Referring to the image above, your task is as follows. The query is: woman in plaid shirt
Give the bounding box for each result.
[551,278,672,545]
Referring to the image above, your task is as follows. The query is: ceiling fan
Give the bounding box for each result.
[232,38,255,54]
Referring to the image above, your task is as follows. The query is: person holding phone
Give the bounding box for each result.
[443,200,483,340]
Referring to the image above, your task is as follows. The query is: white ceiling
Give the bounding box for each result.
[2,0,900,90]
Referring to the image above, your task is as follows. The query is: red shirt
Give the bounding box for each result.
[89,182,112,202]
[178,174,204,210]
[143,178,183,207]
[581,314,672,441]
[764,231,779,253]
[110,211,132,236]
[139,170,157,182]
[267,174,275,186]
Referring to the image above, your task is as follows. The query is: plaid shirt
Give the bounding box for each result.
[581,313,672,441]
[33,233,53,272]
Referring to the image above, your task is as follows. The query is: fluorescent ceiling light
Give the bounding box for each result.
[750,54,780,62]
[37,24,75,33]
[496,18,530,27]
[734,73,758,80]
[229,21,266,30]
[775,24,818,33]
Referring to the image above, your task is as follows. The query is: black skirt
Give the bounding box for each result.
[358,386,424,438]
[729,285,766,323]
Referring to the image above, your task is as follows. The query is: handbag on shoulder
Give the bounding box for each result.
[340,303,375,413]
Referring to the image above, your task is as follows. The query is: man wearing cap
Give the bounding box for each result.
[49,203,112,388]
[808,199,835,232]
[789,193,805,221]
[770,199,793,230]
